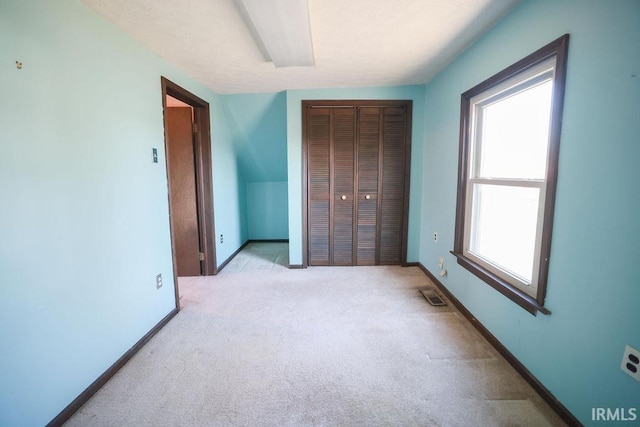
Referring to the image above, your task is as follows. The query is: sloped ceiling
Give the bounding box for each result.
[81,0,520,94]
[221,92,288,182]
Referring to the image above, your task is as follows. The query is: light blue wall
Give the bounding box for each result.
[220,92,288,182]
[0,1,241,425]
[286,86,426,266]
[212,103,247,265]
[220,92,288,243]
[246,181,289,240]
[419,0,640,424]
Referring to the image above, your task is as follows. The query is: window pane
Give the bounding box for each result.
[470,184,539,283]
[478,80,553,179]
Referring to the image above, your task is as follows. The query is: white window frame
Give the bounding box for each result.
[452,35,570,315]
[463,60,555,297]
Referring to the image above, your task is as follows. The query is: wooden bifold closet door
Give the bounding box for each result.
[304,100,412,266]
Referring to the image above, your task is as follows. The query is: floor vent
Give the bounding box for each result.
[420,289,447,306]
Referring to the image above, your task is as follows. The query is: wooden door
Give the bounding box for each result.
[379,107,408,264]
[307,108,331,265]
[332,108,356,265]
[166,107,201,276]
[307,107,356,265]
[304,100,411,267]
[356,107,380,265]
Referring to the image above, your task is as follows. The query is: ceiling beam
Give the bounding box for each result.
[234,0,315,68]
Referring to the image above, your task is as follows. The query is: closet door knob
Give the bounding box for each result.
[365,194,371,200]
[341,195,347,200]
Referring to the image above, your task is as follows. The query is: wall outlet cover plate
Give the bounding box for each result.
[621,344,640,382]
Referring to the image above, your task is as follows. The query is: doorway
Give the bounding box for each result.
[161,77,217,307]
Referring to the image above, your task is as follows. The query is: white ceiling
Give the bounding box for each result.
[81,0,520,94]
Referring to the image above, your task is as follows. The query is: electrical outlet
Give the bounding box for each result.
[433,232,438,243]
[621,345,640,382]
[156,274,162,289]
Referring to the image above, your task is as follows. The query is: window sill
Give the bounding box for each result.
[450,251,551,316]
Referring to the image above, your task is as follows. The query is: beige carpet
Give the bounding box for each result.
[65,243,565,426]
[216,242,290,274]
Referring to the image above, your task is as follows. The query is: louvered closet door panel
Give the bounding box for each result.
[308,108,331,265]
[332,108,355,265]
[356,107,380,265]
[379,107,407,264]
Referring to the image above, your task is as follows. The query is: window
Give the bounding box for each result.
[452,35,569,315]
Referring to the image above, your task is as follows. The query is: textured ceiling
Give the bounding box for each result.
[81,0,520,94]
